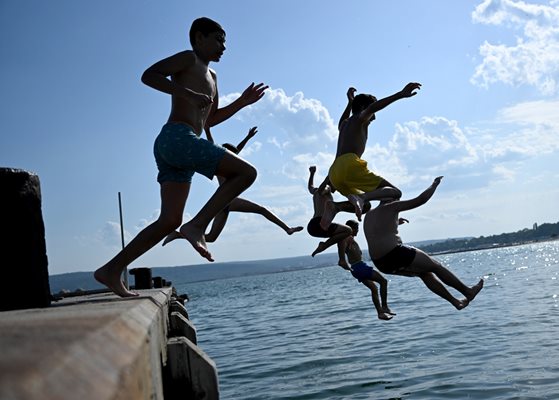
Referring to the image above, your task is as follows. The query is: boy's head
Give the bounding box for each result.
[351,93,377,114]
[346,220,359,235]
[189,17,226,57]
[222,143,239,154]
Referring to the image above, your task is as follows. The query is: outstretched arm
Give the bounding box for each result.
[337,239,350,270]
[308,166,317,195]
[207,82,268,127]
[359,82,421,122]
[236,126,258,154]
[391,176,443,213]
[338,87,356,130]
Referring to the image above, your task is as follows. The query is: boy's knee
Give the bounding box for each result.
[245,164,257,183]
[158,215,182,232]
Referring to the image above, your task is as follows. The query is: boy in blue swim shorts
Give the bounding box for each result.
[338,220,395,321]
[94,17,268,297]
[153,122,226,184]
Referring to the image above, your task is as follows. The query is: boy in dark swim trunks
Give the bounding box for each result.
[94,17,268,297]
[364,176,484,310]
[307,166,371,257]
[339,220,395,321]
[162,126,303,245]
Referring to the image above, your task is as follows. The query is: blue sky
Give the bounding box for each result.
[1,0,558,275]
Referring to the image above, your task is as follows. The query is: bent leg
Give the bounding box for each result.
[335,200,372,215]
[418,272,468,310]
[229,197,303,235]
[362,280,393,320]
[205,208,230,243]
[371,270,394,314]
[412,249,476,299]
[95,182,190,297]
[180,152,257,261]
[311,224,352,257]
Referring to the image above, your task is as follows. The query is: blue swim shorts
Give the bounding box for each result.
[350,261,374,283]
[153,122,226,184]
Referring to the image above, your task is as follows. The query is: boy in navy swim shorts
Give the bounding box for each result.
[339,220,395,321]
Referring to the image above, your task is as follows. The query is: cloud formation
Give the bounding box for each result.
[471,0,559,94]
[221,88,338,150]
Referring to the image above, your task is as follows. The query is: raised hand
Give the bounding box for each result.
[401,82,422,98]
[309,165,317,173]
[433,176,443,187]
[347,87,356,101]
[247,126,258,138]
[240,82,269,106]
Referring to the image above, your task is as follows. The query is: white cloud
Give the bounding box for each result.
[98,221,132,248]
[240,141,262,157]
[220,87,338,149]
[497,99,559,126]
[471,0,559,94]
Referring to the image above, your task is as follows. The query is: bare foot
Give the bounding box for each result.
[162,230,181,246]
[94,265,138,298]
[454,298,469,310]
[378,312,393,321]
[179,223,214,262]
[287,226,304,235]
[466,279,484,302]
[381,307,396,316]
[312,241,329,257]
[320,200,337,230]
[347,194,364,221]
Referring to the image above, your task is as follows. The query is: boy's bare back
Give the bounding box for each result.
[364,203,403,259]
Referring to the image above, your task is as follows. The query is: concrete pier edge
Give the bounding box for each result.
[0,287,219,399]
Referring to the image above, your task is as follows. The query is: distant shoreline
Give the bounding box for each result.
[427,237,559,256]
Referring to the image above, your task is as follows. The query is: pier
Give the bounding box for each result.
[0,288,219,399]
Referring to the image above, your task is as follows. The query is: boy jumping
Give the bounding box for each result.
[321,83,421,229]
[95,18,267,297]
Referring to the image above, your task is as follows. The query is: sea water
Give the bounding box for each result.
[175,242,559,399]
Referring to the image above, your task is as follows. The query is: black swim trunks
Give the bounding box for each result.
[307,217,339,238]
[372,244,417,275]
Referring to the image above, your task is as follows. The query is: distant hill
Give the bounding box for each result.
[48,252,341,294]
[49,221,559,294]
[417,221,559,254]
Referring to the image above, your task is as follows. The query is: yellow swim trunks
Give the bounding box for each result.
[328,153,383,196]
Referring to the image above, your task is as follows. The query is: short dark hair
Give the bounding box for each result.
[351,94,377,114]
[222,143,239,154]
[189,17,225,47]
[346,220,359,230]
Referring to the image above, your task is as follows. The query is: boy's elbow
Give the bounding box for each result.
[141,69,157,86]
[140,69,153,86]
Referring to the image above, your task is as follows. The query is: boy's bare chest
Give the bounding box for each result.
[173,67,216,96]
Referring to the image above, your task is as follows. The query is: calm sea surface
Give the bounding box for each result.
[175,242,559,399]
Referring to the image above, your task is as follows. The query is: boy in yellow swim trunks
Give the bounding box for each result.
[320,82,422,230]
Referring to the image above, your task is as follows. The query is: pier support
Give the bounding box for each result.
[0,168,50,311]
